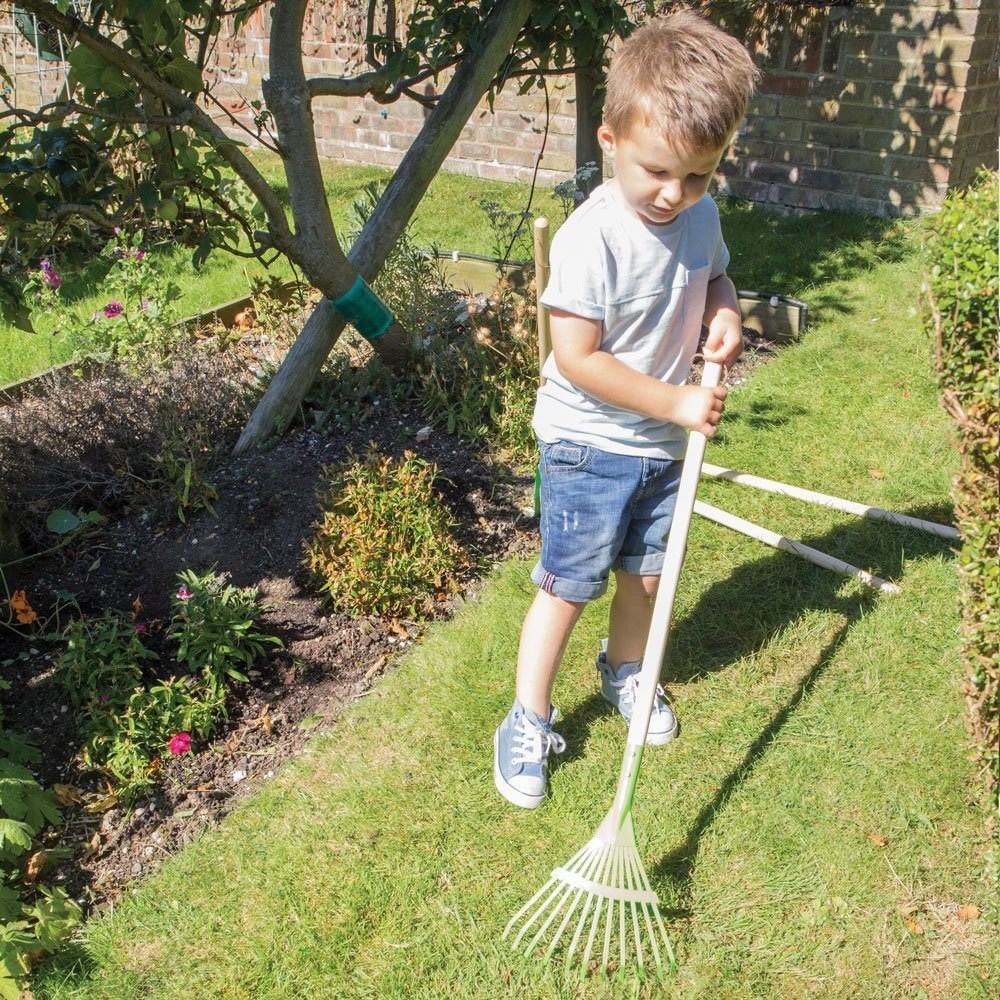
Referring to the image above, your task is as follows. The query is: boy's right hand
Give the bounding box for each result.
[664,384,727,437]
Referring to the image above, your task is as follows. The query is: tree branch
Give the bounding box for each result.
[15,0,295,255]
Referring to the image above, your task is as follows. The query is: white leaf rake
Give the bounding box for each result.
[503,361,724,982]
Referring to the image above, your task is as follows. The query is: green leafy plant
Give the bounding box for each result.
[146,421,220,525]
[55,611,158,711]
[54,571,280,799]
[168,567,283,694]
[0,677,80,999]
[81,675,226,797]
[921,168,999,800]
[304,449,465,619]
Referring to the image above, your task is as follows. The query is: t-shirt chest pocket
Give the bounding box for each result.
[607,258,711,311]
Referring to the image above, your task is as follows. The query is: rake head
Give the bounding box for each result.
[502,810,675,982]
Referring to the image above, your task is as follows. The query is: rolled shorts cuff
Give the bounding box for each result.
[530,561,609,602]
[615,552,665,576]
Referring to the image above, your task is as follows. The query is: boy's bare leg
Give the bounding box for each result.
[606,570,659,672]
[516,589,587,721]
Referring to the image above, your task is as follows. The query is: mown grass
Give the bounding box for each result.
[30,216,994,997]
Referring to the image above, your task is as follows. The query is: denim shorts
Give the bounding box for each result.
[530,438,683,602]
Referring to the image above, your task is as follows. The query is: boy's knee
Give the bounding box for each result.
[614,569,660,599]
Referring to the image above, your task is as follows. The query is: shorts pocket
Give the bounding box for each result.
[543,441,593,473]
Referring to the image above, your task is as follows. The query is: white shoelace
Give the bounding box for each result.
[619,673,669,716]
[512,715,566,765]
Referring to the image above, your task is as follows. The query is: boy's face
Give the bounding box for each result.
[597,118,730,226]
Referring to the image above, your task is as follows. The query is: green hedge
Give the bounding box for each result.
[922,169,999,798]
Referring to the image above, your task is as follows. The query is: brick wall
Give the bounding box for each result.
[2,2,997,216]
[718,0,1000,213]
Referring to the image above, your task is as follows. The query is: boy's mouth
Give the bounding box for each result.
[644,205,680,222]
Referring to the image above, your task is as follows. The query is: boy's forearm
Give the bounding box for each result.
[559,351,679,422]
[702,273,740,327]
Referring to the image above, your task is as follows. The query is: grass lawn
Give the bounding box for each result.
[29,214,994,996]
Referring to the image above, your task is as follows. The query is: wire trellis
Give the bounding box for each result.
[0,4,82,112]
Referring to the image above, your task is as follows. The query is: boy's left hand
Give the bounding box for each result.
[703,310,744,368]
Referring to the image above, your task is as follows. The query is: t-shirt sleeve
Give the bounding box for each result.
[538,225,606,320]
[709,201,730,279]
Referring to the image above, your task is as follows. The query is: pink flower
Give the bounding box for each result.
[176,585,193,600]
[100,694,110,702]
[168,732,191,755]
[140,298,149,311]
[91,310,101,321]
[135,623,148,633]
[114,226,121,235]
[135,251,145,260]
[103,300,123,319]
[43,270,61,289]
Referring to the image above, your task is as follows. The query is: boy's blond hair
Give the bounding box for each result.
[604,9,761,152]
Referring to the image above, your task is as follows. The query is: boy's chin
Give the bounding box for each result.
[640,204,683,225]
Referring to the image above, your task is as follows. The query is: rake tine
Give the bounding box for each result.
[566,847,613,976]
[579,848,612,978]
[544,847,606,962]
[602,848,616,971]
[624,848,661,973]
[525,860,587,957]
[508,843,593,949]
[633,854,676,970]
[617,849,627,971]
[626,850,662,972]
[625,851,644,970]
[510,877,563,951]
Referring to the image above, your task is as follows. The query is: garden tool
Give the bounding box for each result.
[503,360,724,983]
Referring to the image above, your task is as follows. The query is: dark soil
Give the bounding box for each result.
[0,324,779,918]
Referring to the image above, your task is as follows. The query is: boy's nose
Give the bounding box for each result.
[657,180,683,208]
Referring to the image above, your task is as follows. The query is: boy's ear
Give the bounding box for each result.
[597,123,616,157]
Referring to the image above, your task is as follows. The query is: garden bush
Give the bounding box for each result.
[304,449,464,619]
[921,168,998,798]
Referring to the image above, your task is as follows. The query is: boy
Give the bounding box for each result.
[494,10,760,809]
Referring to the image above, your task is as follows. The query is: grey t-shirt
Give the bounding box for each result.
[533,180,730,459]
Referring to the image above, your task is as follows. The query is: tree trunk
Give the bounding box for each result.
[233,0,534,455]
[573,51,604,198]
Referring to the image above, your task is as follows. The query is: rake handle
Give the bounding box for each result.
[624,362,722,750]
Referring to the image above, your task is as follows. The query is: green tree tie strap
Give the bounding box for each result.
[328,276,393,341]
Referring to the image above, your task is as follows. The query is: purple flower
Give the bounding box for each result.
[176,585,193,601]
[135,251,145,260]
[100,694,110,702]
[103,300,123,319]
[91,310,101,321]
[43,270,61,289]
[40,257,53,272]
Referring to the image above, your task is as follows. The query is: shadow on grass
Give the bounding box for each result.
[635,506,956,915]
[719,200,912,327]
[666,503,955,684]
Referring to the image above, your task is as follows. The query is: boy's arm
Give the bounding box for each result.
[549,309,727,437]
[702,272,743,367]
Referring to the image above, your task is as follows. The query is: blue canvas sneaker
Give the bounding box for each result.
[596,638,678,746]
[493,699,566,809]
